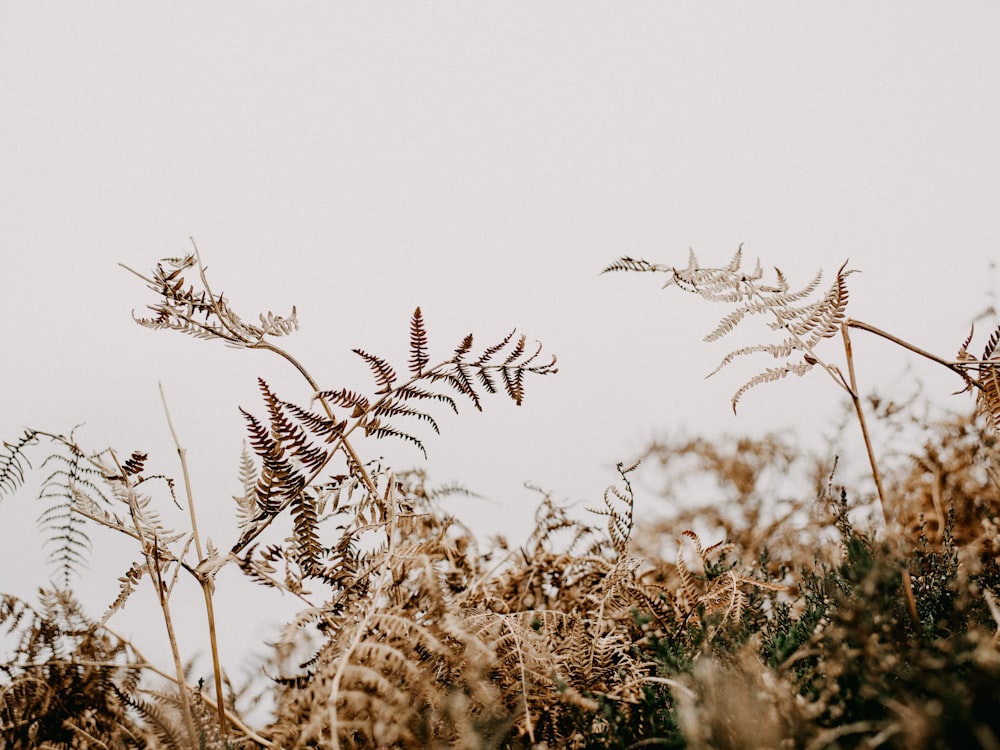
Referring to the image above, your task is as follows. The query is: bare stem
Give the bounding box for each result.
[118,460,198,746]
[846,318,979,389]
[839,325,920,625]
[159,383,228,737]
[839,324,889,525]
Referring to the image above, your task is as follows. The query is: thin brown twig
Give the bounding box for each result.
[108,448,198,745]
[159,383,228,737]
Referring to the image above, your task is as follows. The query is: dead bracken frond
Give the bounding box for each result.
[956,323,1000,435]
[605,246,854,411]
[8,244,1000,750]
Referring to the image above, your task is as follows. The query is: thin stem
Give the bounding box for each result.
[253,339,380,496]
[159,383,228,737]
[111,449,197,745]
[159,384,204,562]
[840,325,920,625]
[846,318,979,389]
[840,323,889,525]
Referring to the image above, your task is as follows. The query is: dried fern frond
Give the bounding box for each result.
[588,460,638,559]
[675,530,787,633]
[122,250,298,349]
[0,590,155,748]
[956,323,1000,434]
[605,246,854,411]
[0,433,112,587]
[0,429,38,497]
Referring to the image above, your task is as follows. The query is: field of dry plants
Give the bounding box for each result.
[4,248,1000,749]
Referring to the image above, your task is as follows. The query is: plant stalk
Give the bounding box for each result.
[840,324,920,625]
[159,384,228,737]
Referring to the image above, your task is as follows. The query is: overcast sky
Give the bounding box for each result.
[3,3,999,693]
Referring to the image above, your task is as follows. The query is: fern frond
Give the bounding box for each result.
[394,384,459,413]
[0,430,38,497]
[731,362,814,412]
[476,330,516,366]
[125,251,298,350]
[588,462,637,559]
[974,324,1000,433]
[35,443,107,585]
[233,442,258,532]
[239,407,288,514]
[609,247,853,409]
[278,399,345,442]
[258,307,299,336]
[101,561,145,625]
[454,333,474,357]
[372,399,441,434]
[354,349,398,393]
[37,501,92,589]
[707,341,798,378]
[432,366,483,411]
[364,422,428,458]
[120,451,148,477]
[408,307,429,376]
[601,256,666,274]
[290,493,323,575]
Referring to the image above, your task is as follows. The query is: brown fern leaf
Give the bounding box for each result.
[125,251,299,348]
[364,421,428,458]
[676,537,700,616]
[602,256,667,274]
[278,399,345,442]
[242,379,336,517]
[371,399,441,434]
[290,493,323,575]
[394,384,459,413]
[731,362,815,413]
[120,451,147,477]
[976,324,1000,433]
[239,408,290,514]
[608,248,853,410]
[408,307,429,376]
[433,364,483,410]
[476,329,516,366]
[454,332,474,357]
[0,430,38,497]
[316,388,371,422]
[676,530,787,632]
[354,349,398,394]
[102,561,145,625]
[588,461,637,559]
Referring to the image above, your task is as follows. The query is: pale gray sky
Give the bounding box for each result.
[3,3,998,694]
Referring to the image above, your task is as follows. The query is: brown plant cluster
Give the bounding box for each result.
[3,248,1000,749]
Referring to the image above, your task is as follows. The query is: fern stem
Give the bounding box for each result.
[113,449,199,746]
[840,325,920,625]
[839,324,889,525]
[253,339,381,499]
[149,539,198,745]
[846,318,978,387]
[159,383,229,737]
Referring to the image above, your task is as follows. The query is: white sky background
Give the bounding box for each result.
[3,3,999,704]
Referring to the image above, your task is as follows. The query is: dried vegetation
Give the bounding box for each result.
[3,246,1000,748]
